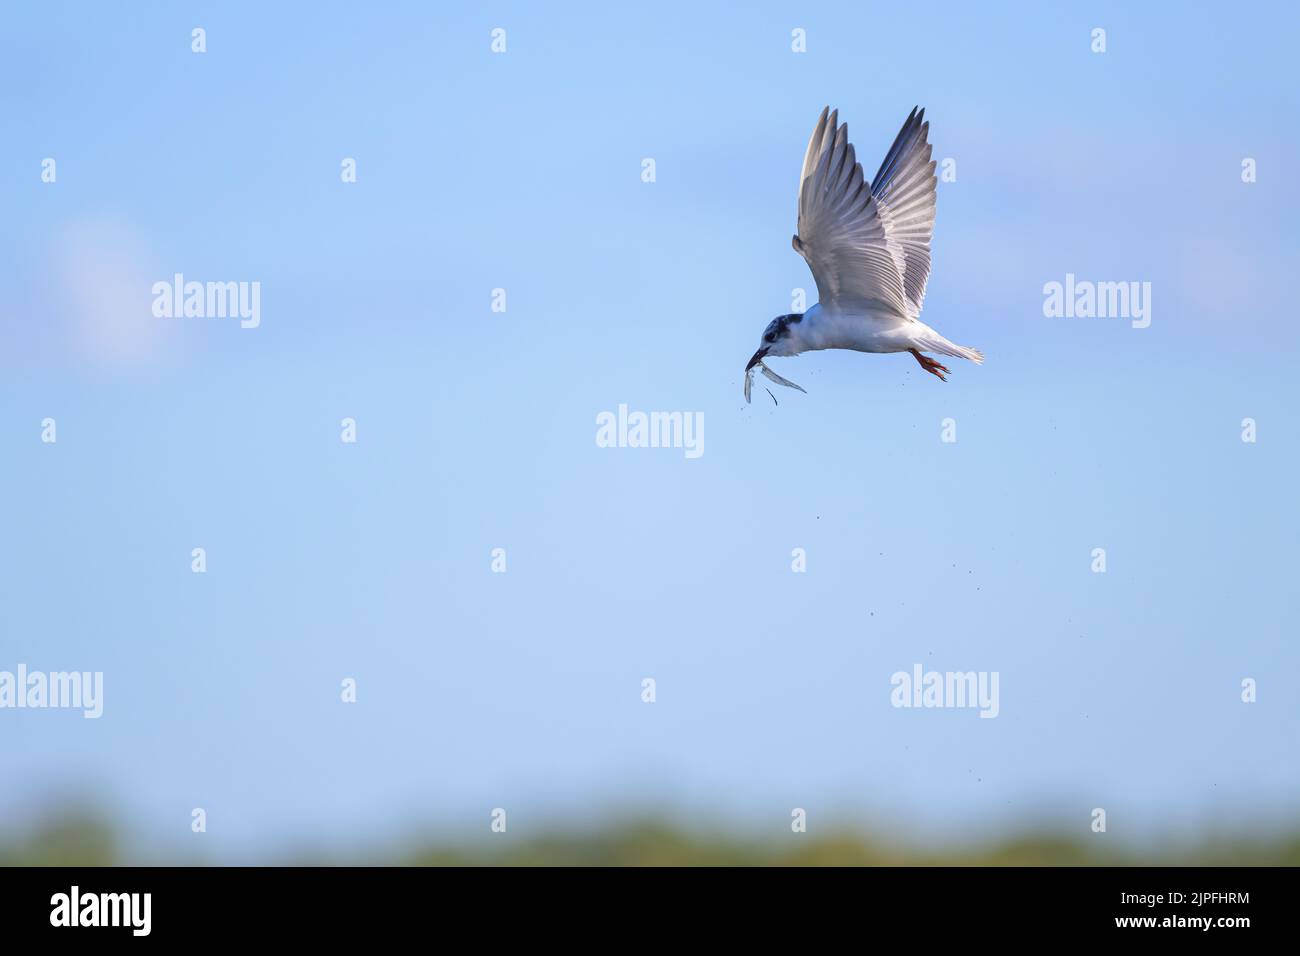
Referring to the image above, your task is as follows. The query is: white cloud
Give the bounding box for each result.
[51,219,163,365]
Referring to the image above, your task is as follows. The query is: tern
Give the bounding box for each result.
[744,106,982,402]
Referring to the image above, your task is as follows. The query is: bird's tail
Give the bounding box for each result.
[918,332,984,364]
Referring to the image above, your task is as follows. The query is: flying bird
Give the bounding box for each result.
[745,106,982,402]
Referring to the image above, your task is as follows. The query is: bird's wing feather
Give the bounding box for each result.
[869,107,937,317]
[793,107,936,319]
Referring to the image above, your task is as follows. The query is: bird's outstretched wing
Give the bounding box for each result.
[793,106,936,319]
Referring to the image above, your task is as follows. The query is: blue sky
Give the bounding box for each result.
[2,1,1298,858]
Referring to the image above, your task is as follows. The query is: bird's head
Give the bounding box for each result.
[746,313,804,371]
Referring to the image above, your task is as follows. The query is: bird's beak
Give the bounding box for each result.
[746,347,768,372]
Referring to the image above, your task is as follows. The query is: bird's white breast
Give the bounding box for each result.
[793,302,914,355]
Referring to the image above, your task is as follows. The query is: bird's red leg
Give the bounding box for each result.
[909,348,950,382]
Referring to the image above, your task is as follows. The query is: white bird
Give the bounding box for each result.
[745,106,982,402]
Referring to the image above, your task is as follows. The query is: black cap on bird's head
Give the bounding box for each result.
[746,312,803,370]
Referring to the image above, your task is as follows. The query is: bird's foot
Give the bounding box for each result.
[909,348,950,382]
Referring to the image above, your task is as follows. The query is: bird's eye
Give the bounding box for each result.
[764,332,776,343]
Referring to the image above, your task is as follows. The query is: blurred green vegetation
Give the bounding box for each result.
[4,812,1299,865]
[397,823,1300,866]
[0,815,118,867]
